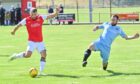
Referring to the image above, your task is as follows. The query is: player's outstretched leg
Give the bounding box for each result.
[82,49,91,67]
[9,52,25,61]
[9,51,32,61]
[82,44,94,67]
[39,50,47,76]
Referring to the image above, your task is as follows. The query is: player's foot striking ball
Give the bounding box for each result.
[82,15,139,70]
[10,7,60,75]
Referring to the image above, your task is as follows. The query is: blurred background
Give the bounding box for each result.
[1,0,140,25]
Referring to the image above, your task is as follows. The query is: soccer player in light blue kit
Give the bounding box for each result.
[82,15,139,70]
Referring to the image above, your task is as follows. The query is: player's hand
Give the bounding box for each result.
[55,7,60,14]
[134,33,139,39]
[11,31,15,35]
[93,28,97,32]
[93,26,98,32]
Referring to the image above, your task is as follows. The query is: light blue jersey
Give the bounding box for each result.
[97,22,126,47]
[93,22,127,63]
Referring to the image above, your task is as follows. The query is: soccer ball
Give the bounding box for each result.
[29,68,38,78]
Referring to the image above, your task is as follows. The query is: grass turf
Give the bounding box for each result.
[0,24,140,84]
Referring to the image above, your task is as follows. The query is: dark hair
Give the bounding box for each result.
[112,15,119,20]
[30,8,37,13]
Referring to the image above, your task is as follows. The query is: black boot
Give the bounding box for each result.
[103,62,108,70]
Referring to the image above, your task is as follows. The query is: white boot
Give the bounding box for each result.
[9,52,25,61]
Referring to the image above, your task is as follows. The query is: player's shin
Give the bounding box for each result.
[82,49,91,67]
[40,57,46,73]
[16,52,25,58]
[83,49,91,62]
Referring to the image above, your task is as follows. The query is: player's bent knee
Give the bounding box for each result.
[40,50,47,57]
[24,51,32,58]
[24,54,32,58]
[88,44,94,51]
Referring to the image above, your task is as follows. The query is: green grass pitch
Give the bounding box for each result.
[0,24,140,84]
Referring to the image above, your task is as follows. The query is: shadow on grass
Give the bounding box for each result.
[39,74,80,78]
[0,55,9,57]
[91,70,140,78]
[34,69,140,79]
[37,70,140,78]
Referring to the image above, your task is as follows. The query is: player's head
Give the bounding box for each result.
[110,15,119,26]
[30,8,38,20]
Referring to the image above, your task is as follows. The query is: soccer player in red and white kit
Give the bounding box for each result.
[10,7,60,75]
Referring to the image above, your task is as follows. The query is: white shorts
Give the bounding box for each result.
[27,41,46,53]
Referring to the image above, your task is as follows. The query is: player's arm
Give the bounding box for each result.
[124,33,139,40]
[11,18,26,35]
[11,24,22,35]
[93,23,105,32]
[46,7,60,19]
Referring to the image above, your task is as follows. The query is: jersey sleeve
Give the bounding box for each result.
[18,18,26,26]
[119,27,127,38]
[98,22,106,29]
[40,15,48,20]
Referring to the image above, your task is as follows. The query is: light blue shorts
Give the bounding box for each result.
[92,40,110,63]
